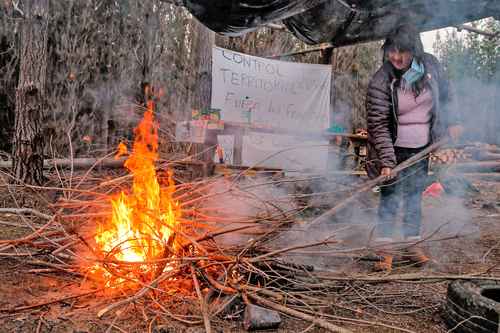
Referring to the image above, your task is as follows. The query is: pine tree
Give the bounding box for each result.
[13,0,50,184]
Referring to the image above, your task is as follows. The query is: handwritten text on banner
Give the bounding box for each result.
[211,46,331,130]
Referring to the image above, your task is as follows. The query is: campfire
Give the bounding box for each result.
[91,100,180,287]
[3,97,497,333]
[73,101,358,330]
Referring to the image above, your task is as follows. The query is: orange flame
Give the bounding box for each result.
[115,142,128,160]
[92,101,180,286]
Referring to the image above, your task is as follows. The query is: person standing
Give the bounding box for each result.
[365,25,463,271]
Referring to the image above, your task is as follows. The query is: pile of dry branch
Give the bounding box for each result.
[0,148,499,333]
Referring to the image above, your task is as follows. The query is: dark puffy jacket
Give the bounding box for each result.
[365,53,459,178]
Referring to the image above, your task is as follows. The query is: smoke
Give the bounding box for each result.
[421,192,480,266]
[204,54,498,275]
[452,76,500,145]
[197,176,297,247]
[419,66,500,265]
[207,17,498,272]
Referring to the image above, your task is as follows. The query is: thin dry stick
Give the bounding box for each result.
[203,268,236,294]
[74,150,118,190]
[10,184,109,198]
[249,239,338,263]
[67,130,75,196]
[296,307,417,333]
[151,297,203,325]
[35,313,45,333]
[193,225,258,244]
[248,293,352,333]
[105,313,121,333]
[210,294,239,317]
[0,289,102,313]
[191,265,212,333]
[0,213,57,245]
[97,268,181,318]
[52,238,79,256]
[0,208,52,220]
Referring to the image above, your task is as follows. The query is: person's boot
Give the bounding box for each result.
[374,252,393,272]
[373,237,394,272]
[403,236,430,266]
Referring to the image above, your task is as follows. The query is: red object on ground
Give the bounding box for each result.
[216,145,224,164]
[423,182,444,198]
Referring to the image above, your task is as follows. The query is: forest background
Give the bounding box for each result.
[0,1,498,183]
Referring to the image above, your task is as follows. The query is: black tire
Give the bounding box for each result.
[444,280,500,333]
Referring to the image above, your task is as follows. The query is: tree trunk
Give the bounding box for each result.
[191,20,214,116]
[319,47,333,65]
[0,35,16,154]
[190,19,215,162]
[12,0,49,185]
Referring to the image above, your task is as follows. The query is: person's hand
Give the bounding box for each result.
[448,125,464,143]
[380,167,393,179]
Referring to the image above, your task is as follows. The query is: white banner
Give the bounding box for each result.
[211,46,331,131]
[175,120,207,144]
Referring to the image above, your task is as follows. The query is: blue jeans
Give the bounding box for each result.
[377,146,429,238]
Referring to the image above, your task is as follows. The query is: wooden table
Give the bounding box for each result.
[204,122,367,168]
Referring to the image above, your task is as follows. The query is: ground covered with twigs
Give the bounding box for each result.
[0,165,499,333]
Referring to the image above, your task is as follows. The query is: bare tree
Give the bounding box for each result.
[13,0,50,184]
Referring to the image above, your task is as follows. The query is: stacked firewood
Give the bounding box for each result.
[431,143,500,180]
[432,143,500,164]
[431,148,470,165]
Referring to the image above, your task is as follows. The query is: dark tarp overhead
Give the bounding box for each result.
[182,0,500,46]
[183,0,329,35]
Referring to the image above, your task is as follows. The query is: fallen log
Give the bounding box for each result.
[0,158,214,176]
[308,138,448,228]
[470,150,500,161]
[465,145,500,155]
[458,173,500,181]
[311,272,500,283]
[0,158,126,170]
[451,161,500,173]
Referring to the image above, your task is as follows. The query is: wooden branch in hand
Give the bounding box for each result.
[307,138,449,228]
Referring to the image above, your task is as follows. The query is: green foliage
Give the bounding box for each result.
[433,18,500,81]
[433,18,500,144]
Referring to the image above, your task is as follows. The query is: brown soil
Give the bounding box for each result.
[0,179,498,333]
